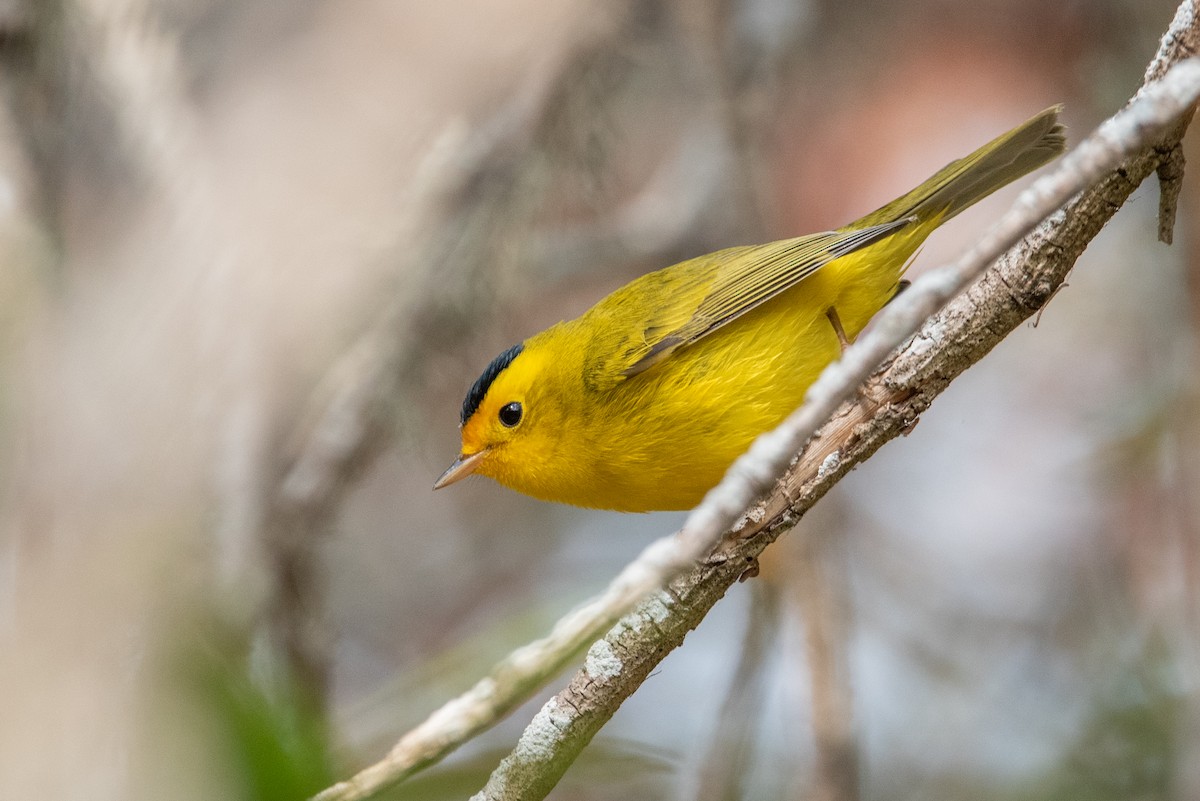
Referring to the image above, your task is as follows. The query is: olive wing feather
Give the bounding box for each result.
[581,218,912,390]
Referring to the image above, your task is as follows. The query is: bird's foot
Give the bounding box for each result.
[826,307,852,354]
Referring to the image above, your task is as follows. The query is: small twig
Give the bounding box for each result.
[1145,0,1198,245]
[1156,142,1187,244]
[1031,281,1068,327]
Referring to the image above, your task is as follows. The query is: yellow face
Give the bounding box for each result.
[434,342,561,493]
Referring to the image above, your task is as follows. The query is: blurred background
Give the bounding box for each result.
[0,0,1196,799]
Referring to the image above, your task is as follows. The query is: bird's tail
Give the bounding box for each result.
[847,106,1066,230]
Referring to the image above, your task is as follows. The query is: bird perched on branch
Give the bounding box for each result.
[435,107,1065,511]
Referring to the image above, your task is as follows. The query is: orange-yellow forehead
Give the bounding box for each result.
[461,388,514,452]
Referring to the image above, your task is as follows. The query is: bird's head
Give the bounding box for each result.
[434,341,560,492]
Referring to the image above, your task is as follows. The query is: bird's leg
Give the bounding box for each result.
[826,307,852,354]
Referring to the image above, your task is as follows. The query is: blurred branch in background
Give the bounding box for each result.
[677,582,781,801]
[791,525,859,801]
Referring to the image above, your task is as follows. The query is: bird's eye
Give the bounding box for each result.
[499,401,523,427]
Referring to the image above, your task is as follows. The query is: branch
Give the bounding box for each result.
[314,6,1200,801]
[66,0,215,226]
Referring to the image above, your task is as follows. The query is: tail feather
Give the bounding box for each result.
[847,106,1066,230]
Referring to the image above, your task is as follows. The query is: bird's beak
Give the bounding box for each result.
[433,449,489,490]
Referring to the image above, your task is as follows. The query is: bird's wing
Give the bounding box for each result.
[584,217,912,388]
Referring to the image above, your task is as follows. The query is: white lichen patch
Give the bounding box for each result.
[627,594,671,633]
[817,451,841,480]
[904,317,949,359]
[585,639,623,680]
[923,317,949,341]
[1152,3,1195,69]
[904,333,935,360]
[645,594,672,622]
[515,697,572,762]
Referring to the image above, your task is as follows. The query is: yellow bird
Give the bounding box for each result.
[435,108,1065,512]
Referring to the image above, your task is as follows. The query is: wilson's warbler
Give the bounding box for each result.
[435,108,1065,511]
